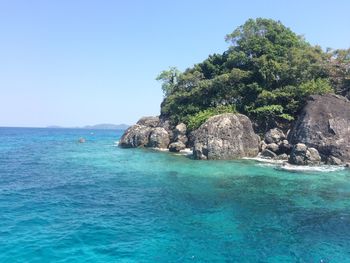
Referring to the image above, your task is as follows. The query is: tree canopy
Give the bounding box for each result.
[157,18,350,132]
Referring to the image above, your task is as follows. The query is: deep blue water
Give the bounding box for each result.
[0,127,350,262]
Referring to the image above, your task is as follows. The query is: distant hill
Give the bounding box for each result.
[46,124,130,130]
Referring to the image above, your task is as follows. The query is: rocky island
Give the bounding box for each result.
[120,18,350,166]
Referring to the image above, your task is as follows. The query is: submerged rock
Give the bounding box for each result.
[289,94,350,164]
[192,113,260,160]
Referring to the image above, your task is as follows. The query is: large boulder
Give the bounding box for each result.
[136,116,160,128]
[288,94,350,163]
[288,143,321,165]
[192,113,260,160]
[119,124,152,148]
[119,116,170,149]
[148,127,170,148]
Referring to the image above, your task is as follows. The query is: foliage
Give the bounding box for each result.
[186,105,236,131]
[157,18,348,132]
[156,67,181,96]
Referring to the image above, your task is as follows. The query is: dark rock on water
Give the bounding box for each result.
[288,94,350,164]
[169,142,186,152]
[288,143,321,165]
[119,124,152,148]
[192,113,260,160]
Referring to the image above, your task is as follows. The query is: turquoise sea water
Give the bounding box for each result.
[0,127,350,262]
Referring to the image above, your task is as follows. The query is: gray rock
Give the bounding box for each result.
[288,143,321,165]
[173,123,188,145]
[264,128,286,144]
[289,94,350,163]
[119,124,152,148]
[148,127,170,149]
[192,113,260,160]
[136,116,160,128]
[169,141,186,152]
[266,143,279,153]
[260,149,277,158]
[307,147,322,163]
[326,156,343,165]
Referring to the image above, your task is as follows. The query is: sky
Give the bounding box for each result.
[0,0,349,127]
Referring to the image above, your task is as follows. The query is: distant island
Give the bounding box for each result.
[46,123,130,130]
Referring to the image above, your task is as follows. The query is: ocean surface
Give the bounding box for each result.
[0,127,350,262]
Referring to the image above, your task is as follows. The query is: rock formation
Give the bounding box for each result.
[192,113,260,160]
[288,94,350,164]
[119,116,170,149]
[288,143,321,165]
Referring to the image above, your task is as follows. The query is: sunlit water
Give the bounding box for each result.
[0,127,349,262]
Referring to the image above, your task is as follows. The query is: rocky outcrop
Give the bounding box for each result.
[264,128,286,144]
[148,127,170,148]
[288,143,321,165]
[119,124,153,148]
[169,142,186,152]
[192,113,260,160]
[119,116,170,149]
[259,128,292,160]
[173,123,188,145]
[136,116,160,128]
[288,94,350,164]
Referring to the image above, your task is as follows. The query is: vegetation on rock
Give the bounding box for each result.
[157,18,349,132]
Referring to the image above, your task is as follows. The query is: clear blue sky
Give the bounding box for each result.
[1,0,349,127]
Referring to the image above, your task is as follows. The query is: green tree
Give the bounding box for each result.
[158,18,339,132]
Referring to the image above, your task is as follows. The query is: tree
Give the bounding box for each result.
[158,18,339,132]
[156,67,181,96]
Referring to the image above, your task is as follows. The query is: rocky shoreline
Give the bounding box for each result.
[119,93,350,167]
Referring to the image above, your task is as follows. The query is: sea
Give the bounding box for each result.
[0,127,349,262]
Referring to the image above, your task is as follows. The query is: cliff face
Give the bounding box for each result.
[288,94,350,163]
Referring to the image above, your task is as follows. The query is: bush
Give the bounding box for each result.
[187,105,236,131]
